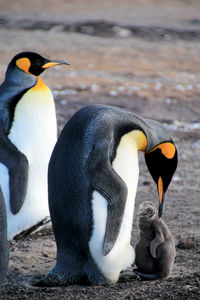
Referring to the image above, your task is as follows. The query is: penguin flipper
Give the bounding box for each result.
[87,143,127,256]
[0,132,28,214]
[150,231,164,258]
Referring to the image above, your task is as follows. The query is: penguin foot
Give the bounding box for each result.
[119,269,141,282]
[33,265,109,287]
[33,273,66,287]
[33,267,80,287]
[133,270,158,281]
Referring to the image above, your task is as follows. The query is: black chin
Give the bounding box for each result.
[28,66,45,76]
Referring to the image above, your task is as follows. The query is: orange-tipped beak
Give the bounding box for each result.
[42,60,70,69]
[158,176,165,218]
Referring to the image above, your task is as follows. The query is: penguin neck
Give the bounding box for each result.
[112,130,141,191]
[33,77,49,92]
[0,68,37,134]
[138,216,157,236]
[4,66,37,90]
[111,130,142,245]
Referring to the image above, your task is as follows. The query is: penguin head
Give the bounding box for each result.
[144,142,178,218]
[8,52,70,77]
[137,201,158,221]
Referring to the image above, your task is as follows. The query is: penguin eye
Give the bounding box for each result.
[33,59,42,67]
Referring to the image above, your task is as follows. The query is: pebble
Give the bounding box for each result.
[112,26,132,38]
[109,90,118,96]
[69,72,77,78]
[129,86,141,92]
[176,84,186,92]
[79,83,87,90]
[118,86,125,91]
[60,100,67,105]
[154,82,162,90]
[173,176,181,182]
[184,123,200,131]
[90,84,99,93]
[53,89,77,96]
[193,140,200,148]
[165,98,171,104]
[186,85,193,90]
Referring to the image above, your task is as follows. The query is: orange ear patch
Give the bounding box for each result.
[16,58,31,74]
[151,142,176,159]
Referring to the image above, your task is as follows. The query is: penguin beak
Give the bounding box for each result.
[157,176,165,218]
[158,192,165,218]
[42,59,70,69]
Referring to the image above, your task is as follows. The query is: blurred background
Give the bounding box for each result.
[0,1,200,299]
[0,0,200,132]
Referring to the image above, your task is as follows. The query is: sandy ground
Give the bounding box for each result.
[0,0,200,299]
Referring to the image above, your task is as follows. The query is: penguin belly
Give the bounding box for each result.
[89,132,139,282]
[0,81,57,240]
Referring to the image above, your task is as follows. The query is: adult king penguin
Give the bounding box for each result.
[39,104,177,286]
[0,51,69,240]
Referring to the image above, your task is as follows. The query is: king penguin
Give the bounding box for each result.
[0,51,69,240]
[38,104,178,286]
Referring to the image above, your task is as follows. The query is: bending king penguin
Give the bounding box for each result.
[38,104,178,286]
[0,52,69,240]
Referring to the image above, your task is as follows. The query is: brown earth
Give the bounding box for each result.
[0,0,200,299]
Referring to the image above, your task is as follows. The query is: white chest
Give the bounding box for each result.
[8,83,57,162]
[1,80,57,240]
[89,130,144,282]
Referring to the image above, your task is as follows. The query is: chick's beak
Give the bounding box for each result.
[42,59,70,69]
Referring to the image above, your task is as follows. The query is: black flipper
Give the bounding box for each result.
[150,231,164,258]
[87,134,127,256]
[0,129,28,214]
[0,60,36,215]
[0,186,9,285]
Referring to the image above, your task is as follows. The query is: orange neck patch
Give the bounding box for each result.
[16,57,31,75]
[31,77,48,92]
[150,142,176,159]
[138,131,147,152]
[129,130,147,152]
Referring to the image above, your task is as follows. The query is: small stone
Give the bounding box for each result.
[165,98,172,104]
[109,90,118,96]
[154,82,162,90]
[176,84,186,92]
[90,84,99,93]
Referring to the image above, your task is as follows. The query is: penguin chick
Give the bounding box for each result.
[134,201,176,280]
[0,51,70,240]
